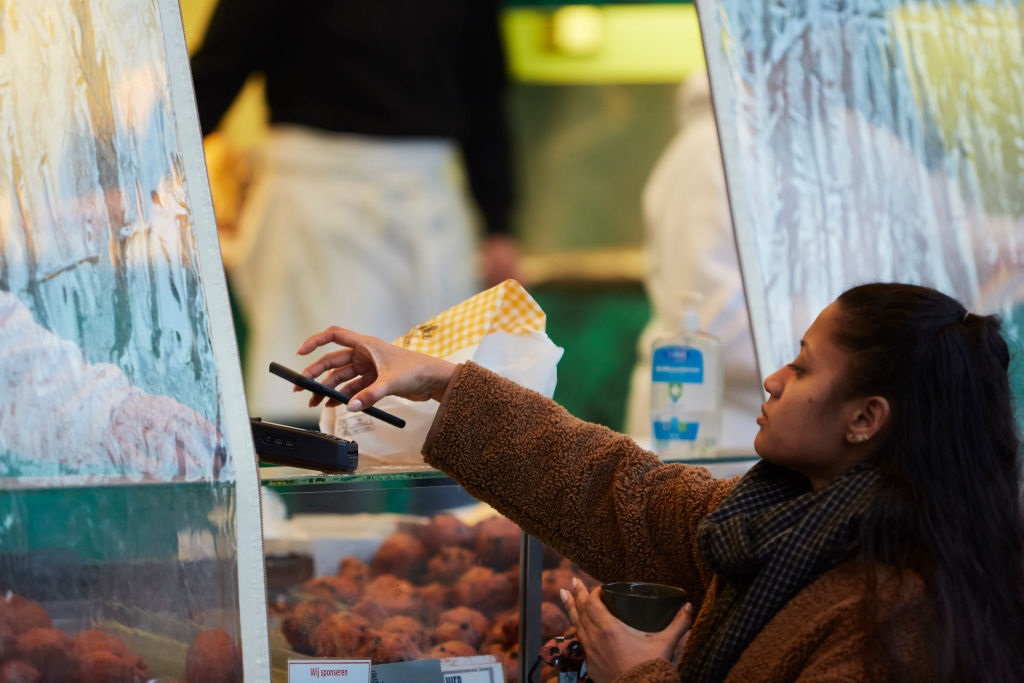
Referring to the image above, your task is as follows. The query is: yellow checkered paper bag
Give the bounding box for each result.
[395,279,548,358]
[320,280,564,467]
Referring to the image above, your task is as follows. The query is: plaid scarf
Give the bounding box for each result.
[680,460,879,683]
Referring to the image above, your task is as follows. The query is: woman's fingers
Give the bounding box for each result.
[296,326,367,356]
[299,349,354,384]
[667,603,694,666]
[560,580,581,627]
[294,327,457,407]
[565,578,599,633]
[665,602,694,638]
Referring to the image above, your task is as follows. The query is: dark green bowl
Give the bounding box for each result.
[600,581,688,632]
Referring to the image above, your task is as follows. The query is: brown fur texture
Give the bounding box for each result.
[423,363,930,682]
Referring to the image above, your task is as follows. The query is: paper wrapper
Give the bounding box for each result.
[320,280,563,467]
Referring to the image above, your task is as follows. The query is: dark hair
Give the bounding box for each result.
[833,282,1024,681]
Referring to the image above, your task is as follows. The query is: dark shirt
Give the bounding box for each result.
[189,0,515,235]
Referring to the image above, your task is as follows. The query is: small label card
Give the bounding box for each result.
[288,659,371,682]
[440,656,505,683]
[370,659,443,682]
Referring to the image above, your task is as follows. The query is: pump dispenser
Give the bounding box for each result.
[649,291,723,459]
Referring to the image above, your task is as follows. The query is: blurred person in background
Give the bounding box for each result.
[625,69,764,452]
[189,0,520,427]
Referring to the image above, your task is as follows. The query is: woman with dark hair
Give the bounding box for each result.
[295,282,1024,682]
[831,283,1024,681]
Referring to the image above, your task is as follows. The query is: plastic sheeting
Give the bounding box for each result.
[1,1,268,679]
[696,0,1024,411]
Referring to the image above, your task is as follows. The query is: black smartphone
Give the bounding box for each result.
[268,362,406,428]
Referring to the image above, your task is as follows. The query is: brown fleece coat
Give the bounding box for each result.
[423,363,931,683]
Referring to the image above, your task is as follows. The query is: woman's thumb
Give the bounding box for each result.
[665,602,694,636]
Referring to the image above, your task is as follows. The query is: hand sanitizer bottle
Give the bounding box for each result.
[650,292,723,459]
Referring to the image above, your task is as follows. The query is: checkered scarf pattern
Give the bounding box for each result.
[681,460,880,683]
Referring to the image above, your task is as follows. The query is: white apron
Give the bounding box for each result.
[231,127,479,424]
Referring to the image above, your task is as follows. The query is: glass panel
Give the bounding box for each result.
[0,1,265,679]
[696,0,1024,423]
[261,480,522,682]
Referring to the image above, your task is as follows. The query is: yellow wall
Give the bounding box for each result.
[506,4,704,83]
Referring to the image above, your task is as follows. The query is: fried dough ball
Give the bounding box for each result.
[359,575,419,619]
[185,629,242,683]
[73,630,147,682]
[437,605,489,632]
[350,598,388,628]
[431,606,488,649]
[72,629,135,660]
[481,608,518,650]
[426,546,478,584]
[485,643,519,683]
[540,567,578,604]
[281,599,336,655]
[540,601,571,642]
[0,622,16,662]
[379,615,425,650]
[336,556,371,588]
[419,514,476,554]
[415,583,451,624]
[371,532,428,580]
[473,516,520,570]
[0,660,40,683]
[77,650,149,683]
[451,566,516,613]
[357,631,421,664]
[15,627,78,683]
[309,612,372,658]
[300,575,361,604]
[0,596,51,636]
[430,621,474,649]
[541,543,564,569]
[427,639,478,658]
[558,558,600,590]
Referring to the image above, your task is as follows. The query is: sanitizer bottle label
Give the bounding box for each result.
[651,345,711,447]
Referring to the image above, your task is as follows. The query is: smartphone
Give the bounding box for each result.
[268,362,406,428]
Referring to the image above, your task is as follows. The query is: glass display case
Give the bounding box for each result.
[258,466,545,682]
[0,484,245,681]
[1,1,267,680]
[257,457,756,683]
[695,0,1024,422]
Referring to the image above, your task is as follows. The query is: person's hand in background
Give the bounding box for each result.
[481,234,523,287]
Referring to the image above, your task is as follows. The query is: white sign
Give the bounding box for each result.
[288,659,371,682]
[440,659,504,683]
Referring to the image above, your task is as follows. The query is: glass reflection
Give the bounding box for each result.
[0,2,244,680]
[0,1,229,482]
[696,0,1023,404]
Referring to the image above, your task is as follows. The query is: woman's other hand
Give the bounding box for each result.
[562,579,693,682]
[296,327,457,410]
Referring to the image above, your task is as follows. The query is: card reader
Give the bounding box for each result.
[250,417,358,473]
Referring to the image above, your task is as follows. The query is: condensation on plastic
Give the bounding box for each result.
[0,1,265,678]
[0,2,225,449]
[696,0,1024,410]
